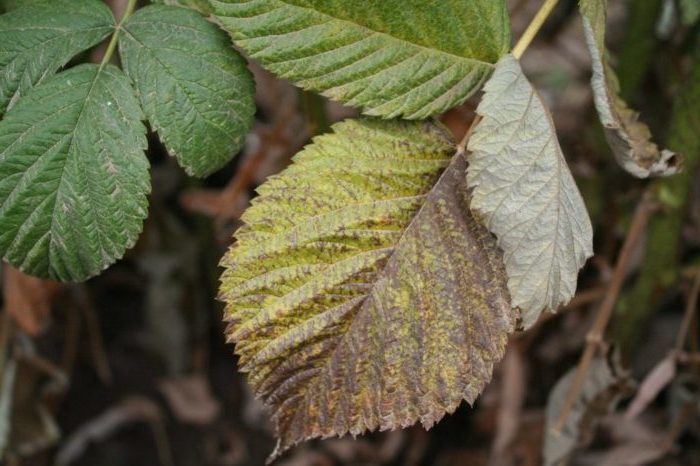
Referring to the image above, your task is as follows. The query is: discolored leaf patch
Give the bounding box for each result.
[467,55,594,328]
[220,119,517,460]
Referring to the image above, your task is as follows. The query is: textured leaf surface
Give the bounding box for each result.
[220,119,516,459]
[467,55,593,329]
[211,0,511,119]
[151,0,213,15]
[580,0,679,178]
[0,0,114,115]
[0,64,149,281]
[120,5,254,177]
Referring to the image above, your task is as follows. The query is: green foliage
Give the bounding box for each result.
[151,0,213,15]
[0,0,114,115]
[220,119,516,459]
[680,0,700,25]
[212,0,511,119]
[467,55,593,328]
[0,0,255,280]
[0,64,149,281]
[119,5,255,177]
[10,0,686,459]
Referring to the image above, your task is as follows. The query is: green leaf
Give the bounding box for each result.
[580,0,680,178]
[212,0,511,119]
[150,0,214,15]
[0,0,114,115]
[0,64,150,281]
[467,55,593,329]
[220,119,516,459]
[119,4,255,177]
[680,0,700,25]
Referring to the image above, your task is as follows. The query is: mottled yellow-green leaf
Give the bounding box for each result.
[468,55,593,329]
[580,0,680,178]
[220,119,516,460]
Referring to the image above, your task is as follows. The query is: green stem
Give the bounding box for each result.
[512,0,560,59]
[617,0,664,100]
[100,0,138,68]
[614,44,700,352]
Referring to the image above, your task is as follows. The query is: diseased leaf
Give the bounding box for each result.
[0,64,150,281]
[467,54,593,328]
[580,0,680,178]
[211,0,511,119]
[220,119,516,460]
[0,0,114,115]
[120,4,255,177]
[544,353,635,466]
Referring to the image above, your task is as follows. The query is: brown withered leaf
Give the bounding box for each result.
[219,119,516,460]
[580,0,680,178]
[2,263,59,336]
[544,352,635,466]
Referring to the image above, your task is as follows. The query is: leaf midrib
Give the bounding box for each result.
[120,28,241,150]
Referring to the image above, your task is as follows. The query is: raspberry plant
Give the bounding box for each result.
[0,0,682,461]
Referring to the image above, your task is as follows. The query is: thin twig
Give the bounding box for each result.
[456,115,482,154]
[99,0,137,68]
[552,196,656,433]
[674,268,700,352]
[74,285,113,385]
[512,0,561,59]
[661,401,696,452]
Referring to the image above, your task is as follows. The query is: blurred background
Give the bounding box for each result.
[1,0,699,465]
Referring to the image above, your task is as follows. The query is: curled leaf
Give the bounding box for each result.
[220,119,516,460]
[467,54,594,328]
[581,0,680,178]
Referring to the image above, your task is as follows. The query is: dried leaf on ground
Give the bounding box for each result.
[625,354,676,420]
[159,375,221,425]
[2,264,59,336]
[544,353,635,466]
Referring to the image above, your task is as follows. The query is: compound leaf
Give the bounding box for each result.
[467,55,593,328]
[220,119,517,459]
[0,64,150,281]
[580,0,680,178]
[120,5,255,177]
[0,0,114,115]
[211,0,511,119]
